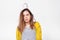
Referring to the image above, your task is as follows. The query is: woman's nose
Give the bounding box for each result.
[25,16,27,18]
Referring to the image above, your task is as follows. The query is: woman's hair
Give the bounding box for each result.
[17,8,35,33]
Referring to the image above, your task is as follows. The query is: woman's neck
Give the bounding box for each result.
[25,22,30,26]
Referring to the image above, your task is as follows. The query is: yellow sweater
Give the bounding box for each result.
[16,22,42,40]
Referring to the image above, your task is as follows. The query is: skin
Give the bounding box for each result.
[23,10,31,26]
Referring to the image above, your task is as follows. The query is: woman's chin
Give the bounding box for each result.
[25,21,29,23]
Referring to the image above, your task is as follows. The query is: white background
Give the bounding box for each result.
[0,0,60,40]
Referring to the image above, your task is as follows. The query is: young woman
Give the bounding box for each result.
[16,8,42,40]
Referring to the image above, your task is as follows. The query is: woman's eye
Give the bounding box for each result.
[26,14,29,16]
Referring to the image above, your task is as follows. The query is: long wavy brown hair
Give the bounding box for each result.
[17,8,35,33]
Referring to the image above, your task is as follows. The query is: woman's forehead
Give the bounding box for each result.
[23,10,30,15]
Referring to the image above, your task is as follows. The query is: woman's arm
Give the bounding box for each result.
[34,22,42,40]
[16,28,21,40]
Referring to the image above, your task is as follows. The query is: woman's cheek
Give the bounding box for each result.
[24,17,28,22]
[24,16,31,22]
[28,16,31,21]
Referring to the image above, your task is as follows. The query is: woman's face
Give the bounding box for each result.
[23,10,31,23]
